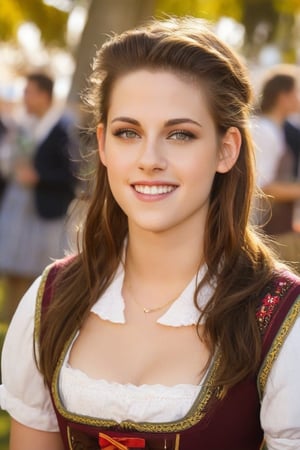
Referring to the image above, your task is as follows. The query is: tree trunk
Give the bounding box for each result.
[68,0,155,104]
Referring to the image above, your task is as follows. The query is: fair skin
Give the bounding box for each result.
[24,80,52,118]
[69,70,240,384]
[10,69,241,449]
[9,420,64,450]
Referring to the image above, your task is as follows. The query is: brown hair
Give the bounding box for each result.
[27,72,54,99]
[260,71,296,114]
[38,17,277,388]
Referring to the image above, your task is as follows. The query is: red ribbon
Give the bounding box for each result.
[99,432,145,449]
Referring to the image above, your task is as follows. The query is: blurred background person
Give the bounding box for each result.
[284,109,300,233]
[284,115,300,179]
[0,117,8,203]
[251,66,300,272]
[0,107,15,205]
[0,73,78,322]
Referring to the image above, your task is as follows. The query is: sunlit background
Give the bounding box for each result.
[0,0,88,102]
[0,0,300,107]
[1,2,300,448]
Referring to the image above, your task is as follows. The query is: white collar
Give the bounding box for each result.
[91,264,214,327]
[31,105,64,144]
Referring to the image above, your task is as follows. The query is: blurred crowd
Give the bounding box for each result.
[0,73,83,322]
[251,64,300,272]
[0,63,300,324]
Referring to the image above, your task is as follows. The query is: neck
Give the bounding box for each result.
[264,109,286,126]
[123,226,204,315]
[125,223,204,286]
[35,102,52,119]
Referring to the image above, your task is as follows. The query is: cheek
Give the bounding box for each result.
[105,155,130,198]
[183,147,219,180]
[184,154,219,196]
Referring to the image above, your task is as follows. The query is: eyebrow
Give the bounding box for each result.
[111,117,139,125]
[110,116,202,128]
[165,118,202,128]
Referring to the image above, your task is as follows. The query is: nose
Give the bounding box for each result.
[137,137,167,172]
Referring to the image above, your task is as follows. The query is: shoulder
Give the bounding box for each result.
[258,269,300,395]
[39,118,70,149]
[36,255,78,312]
[47,121,69,142]
[260,273,300,444]
[0,276,59,431]
[256,269,300,336]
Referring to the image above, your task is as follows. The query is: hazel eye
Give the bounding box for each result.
[114,128,140,139]
[168,130,195,141]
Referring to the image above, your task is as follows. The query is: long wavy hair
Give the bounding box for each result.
[39,17,278,387]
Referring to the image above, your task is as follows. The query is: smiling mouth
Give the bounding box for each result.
[133,185,176,195]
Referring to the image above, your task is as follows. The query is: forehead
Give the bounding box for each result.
[108,69,212,121]
[25,80,42,94]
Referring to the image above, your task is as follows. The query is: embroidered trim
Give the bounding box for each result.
[67,425,73,450]
[50,334,222,432]
[174,434,180,450]
[256,276,293,334]
[35,264,300,437]
[258,292,300,398]
[34,263,53,355]
[33,262,223,433]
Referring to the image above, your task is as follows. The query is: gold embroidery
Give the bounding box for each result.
[51,336,222,432]
[258,294,300,398]
[34,264,53,355]
[174,434,180,450]
[67,425,73,450]
[33,262,222,433]
[36,264,299,440]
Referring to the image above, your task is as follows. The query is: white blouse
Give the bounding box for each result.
[1,268,300,450]
[251,116,286,188]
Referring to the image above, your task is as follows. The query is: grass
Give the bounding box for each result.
[0,281,10,450]
[0,411,9,450]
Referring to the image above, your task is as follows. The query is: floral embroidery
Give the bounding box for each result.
[256,276,293,333]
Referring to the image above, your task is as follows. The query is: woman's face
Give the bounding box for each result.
[98,69,240,236]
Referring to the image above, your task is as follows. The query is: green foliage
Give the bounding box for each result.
[15,0,68,46]
[0,410,9,450]
[0,323,8,382]
[0,0,23,41]
[155,0,300,20]
[0,0,68,46]
[274,0,300,14]
[155,0,242,21]
[155,0,298,62]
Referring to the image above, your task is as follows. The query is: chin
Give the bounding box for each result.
[132,219,176,234]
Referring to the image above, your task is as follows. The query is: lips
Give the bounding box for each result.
[133,184,177,195]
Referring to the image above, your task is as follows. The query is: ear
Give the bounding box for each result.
[97,124,107,166]
[217,127,241,174]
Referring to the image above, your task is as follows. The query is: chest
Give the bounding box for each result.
[68,313,209,386]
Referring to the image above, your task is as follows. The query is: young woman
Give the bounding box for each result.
[1,17,300,450]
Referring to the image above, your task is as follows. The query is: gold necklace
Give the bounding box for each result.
[128,286,178,314]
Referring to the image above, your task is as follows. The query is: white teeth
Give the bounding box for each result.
[134,185,175,195]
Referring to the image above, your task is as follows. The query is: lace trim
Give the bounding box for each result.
[60,364,202,423]
[51,333,222,432]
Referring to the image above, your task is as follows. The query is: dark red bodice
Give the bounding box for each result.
[37,260,300,450]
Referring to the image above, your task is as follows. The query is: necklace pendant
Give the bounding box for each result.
[143,307,151,313]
